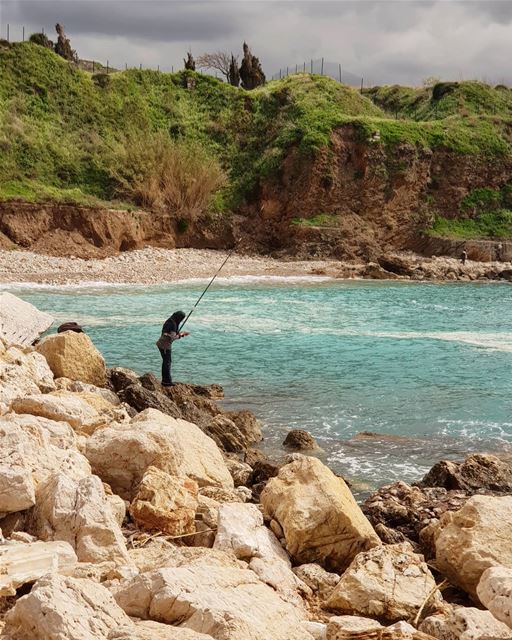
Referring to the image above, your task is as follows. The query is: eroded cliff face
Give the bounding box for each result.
[0,202,234,258]
[1,125,511,260]
[241,125,512,260]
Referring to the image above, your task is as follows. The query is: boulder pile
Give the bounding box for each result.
[1,296,512,639]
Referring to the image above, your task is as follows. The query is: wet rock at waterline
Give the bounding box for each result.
[283,429,320,451]
[418,454,512,494]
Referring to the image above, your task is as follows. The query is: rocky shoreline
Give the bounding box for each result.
[1,297,512,639]
[2,247,512,286]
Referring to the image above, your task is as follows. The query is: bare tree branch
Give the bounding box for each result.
[196,51,237,81]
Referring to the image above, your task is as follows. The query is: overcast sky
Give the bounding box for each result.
[1,0,511,86]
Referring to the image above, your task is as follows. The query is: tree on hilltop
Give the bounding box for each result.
[184,51,196,71]
[228,54,240,87]
[197,50,239,83]
[239,42,265,90]
[54,24,77,62]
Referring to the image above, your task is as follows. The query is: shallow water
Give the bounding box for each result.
[8,277,512,491]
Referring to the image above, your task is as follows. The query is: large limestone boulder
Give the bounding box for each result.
[325,542,442,623]
[130,466,199,536]
[0,344,55,406]
[11,392,110,433]
[260,457,380,572]
[0,292,53,347]
[214,502,287,561]
[477,565,512,630]
[3,574,133,640]
[85,408,233,500]
[429,495,512,600]
[1,412,78,449]
[419,605,512,639]
[0,540,77,596]
[114,565,313,640]
[36,331,107,386]
[29,473,131,565]
[213,502,310,605]
[0,416,91,515]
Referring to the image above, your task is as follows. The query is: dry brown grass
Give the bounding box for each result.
[113,133,226,219]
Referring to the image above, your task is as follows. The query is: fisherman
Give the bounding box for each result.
[460,249,468,265]
[156,310,189,387]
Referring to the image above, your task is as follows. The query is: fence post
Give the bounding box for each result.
[42,28,45,35]
[310,59,313,74]
[279,69,281,79]
[7,24,9,42]
[92,61,95,73]
[295,64,298,74]
[339,63,342,83]
[172,65,174,73]
[321,57,324,75]
[139,63,142,70]
[157,64,160,71]
[106,60,109,74]
[360,77,363,93]
[22,26,25,42]
[286,66,289,76]
[303,61,306,73]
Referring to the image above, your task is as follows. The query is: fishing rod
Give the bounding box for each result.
[179,246,237,331]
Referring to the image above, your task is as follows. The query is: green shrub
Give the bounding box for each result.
[430,209,512,239]
[460,187,502,214]
[29,33,53,49]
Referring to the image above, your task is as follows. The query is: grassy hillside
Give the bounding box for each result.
[1,41,512,222]
[364,81,512,120]
[0,41,383,209]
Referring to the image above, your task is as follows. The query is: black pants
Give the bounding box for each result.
[159,348,173,386]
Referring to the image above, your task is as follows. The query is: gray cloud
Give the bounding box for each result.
[1,0,511,85]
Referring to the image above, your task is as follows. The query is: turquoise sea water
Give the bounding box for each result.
[8,278,512,491]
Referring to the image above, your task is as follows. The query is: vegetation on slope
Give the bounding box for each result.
[430,186,512,239]
[1,40,512,228]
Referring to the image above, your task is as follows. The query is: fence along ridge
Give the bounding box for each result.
[271,58,364,89]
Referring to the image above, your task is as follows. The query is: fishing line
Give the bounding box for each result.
[179,246,236,331]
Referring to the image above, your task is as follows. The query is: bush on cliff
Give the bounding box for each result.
[112,133,226,218]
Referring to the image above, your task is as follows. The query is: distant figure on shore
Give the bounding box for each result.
[460,250,468,265]
[497,243,503,262]
[156,310,189,387]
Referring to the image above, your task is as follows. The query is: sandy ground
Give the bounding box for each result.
[0,248,352,286]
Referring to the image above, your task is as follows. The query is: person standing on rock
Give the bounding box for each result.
[460,249,468,265]
[156,310,189,387]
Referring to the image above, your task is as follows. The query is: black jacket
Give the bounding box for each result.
[156,311,185,351]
